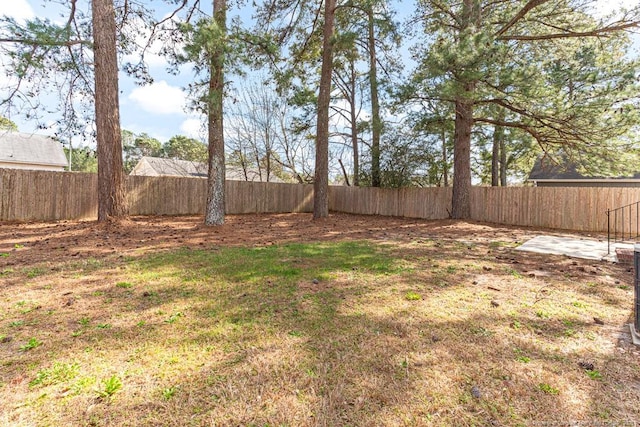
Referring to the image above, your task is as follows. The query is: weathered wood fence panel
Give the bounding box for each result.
[128,175,208,216]
[3,169,640,233]
[469,187,640,232]
[225,181,313,214]
[329,186,452,219]
[0,170,313,221]
[127,177,314,216]
[0,169,98,221]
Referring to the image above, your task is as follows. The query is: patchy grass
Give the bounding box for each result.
[0,234,638,426]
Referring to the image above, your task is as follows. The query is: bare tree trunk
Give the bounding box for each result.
[368,6,382,188]
[491,126,500,187]
[205,0,226,226]
[313,0,336,219]
[500,137,507,186]
[338,158,350,186]
[92,0,127,222]
[349,59,359,187]
[492,108,506,186]
[442,128,448,187]
[451,87,474,219]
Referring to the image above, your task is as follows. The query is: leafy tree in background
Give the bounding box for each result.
[121,129,208,172]
[409,0,640,218]
[122,130,163,173]
[65,146,98,172]
[164,135,208,162]
[393,97,455,187]
[256,0,403,215]
[0,116,18,131]
[332,0,401,187]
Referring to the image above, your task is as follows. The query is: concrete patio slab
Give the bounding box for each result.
[516,235,634,262]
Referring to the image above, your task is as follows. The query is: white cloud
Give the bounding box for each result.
[180,117,205,139]
[122,49,169,70]
[592,0,639,17]
[128,80,186,115]
[0,0,35,22]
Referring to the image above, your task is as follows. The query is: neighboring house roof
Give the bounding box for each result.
[0,131,68,169]
[528,156,640,183]
[130,156,285,182]
[529,157,640,181]
[130,156,207,177]
[528,156,583,180]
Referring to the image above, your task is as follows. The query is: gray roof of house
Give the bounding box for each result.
[528,155,640,181]
[138,156,208,177]
[0,131,68,167]
[528,156,583,180]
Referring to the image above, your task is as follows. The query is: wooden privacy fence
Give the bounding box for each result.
[0,169,98,221]
[329,186,452,219]
[127,176,314,216]
[2,168,640,233]
[0,169,313,221]
[470,186,640,232]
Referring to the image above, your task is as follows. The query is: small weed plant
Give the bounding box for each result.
[19,337,42,352]
[587,370,603,380]
[30,362,80,387]
[405,291,421,301]
[162,386,178,400]
[538,383,559,395]
[97,375,122,399]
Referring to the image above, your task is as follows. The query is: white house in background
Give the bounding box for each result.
[130,156,286,182]
[0,132,68,171]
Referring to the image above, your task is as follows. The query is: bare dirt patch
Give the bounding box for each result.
[0,213,605,267]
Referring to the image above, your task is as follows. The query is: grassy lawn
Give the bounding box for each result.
[1,236,638,426]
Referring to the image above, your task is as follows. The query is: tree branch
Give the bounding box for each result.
[0,38,90,46]
[495,0,550,37]
[498,21,640,41]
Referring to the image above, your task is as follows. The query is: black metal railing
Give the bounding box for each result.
[607,201,640,254]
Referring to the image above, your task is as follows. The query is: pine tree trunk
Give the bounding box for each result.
[349,59,359,187]
[313,0,336,219]
[492,108,506,187]
[451,88,474,219]
[92,0,127,221]
[491,125,500,187]
[442,128,448,186]
[368,6,382,188]
[451,0,478,219]
[205,0,226,226]
[500,137,507,187]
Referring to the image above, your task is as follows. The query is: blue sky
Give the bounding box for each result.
[1,0,209,144]
[0,0,639,147]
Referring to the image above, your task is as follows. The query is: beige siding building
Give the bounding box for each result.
[0,132,68,171]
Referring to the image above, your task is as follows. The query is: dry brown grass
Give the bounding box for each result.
[0,214,639,426]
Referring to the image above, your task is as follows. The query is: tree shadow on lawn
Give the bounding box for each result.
[0,236,636,426]
[0,212,596,272]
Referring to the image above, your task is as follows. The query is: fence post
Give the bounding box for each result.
[631,244,640,346]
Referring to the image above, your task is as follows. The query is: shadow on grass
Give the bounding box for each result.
[1,238,637,426]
